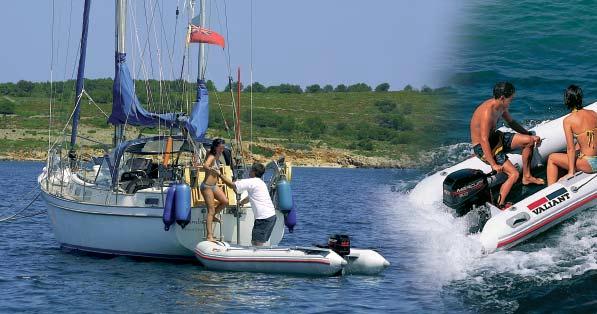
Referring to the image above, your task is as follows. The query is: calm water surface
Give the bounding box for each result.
[0,162,595,313]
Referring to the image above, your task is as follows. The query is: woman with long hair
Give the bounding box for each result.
[200,138,229,241]
[547,85,597,185]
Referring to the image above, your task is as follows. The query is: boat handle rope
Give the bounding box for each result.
[571,173,597,193]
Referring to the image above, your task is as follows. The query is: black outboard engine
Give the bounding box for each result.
[443,169,491,217]
[328,234,351,257]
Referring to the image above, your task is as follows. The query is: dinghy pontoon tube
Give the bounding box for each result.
[480,171,596,252]
[194,241,390,276]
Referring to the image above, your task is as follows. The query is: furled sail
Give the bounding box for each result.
[108,52,179,127]
[188,25,225,48]
[186,80,210,140]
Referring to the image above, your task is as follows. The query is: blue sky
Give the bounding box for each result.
[0,0,462,90]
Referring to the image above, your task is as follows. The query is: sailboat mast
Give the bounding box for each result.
[197,0,206,83]
[114,0,127,146]
[69,0,92,156]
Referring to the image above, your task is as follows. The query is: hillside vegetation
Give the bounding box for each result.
[0,79,453,167]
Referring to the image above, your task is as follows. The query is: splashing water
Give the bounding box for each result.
[383,143,597,312]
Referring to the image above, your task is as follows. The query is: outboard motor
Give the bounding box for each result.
[328,234,351,257]
[443,169,490,217]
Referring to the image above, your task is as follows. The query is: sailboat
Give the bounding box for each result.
[38,0,291,260]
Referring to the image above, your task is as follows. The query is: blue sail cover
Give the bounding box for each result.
[185,80,209,140]
[108,52,179,127]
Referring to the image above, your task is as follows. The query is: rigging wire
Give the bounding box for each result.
[49,0,55,154]
[249,0,254,158]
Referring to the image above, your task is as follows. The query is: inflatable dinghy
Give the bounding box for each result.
[411,102,597,207]
[480,171,596,252]
[194,241,389,276]
[410,102,597,250]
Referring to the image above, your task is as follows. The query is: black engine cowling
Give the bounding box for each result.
[442,169,490,216]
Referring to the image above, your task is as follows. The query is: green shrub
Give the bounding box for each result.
[376,115,414,131]
[0,99,15,114]
[335,122,348,131]
[302,117,326,138]
[399,103,413,115]
[251,145,274,157]
[348,139,373,151]
[284,142,312,151]
[374,100,396,113]
[277,118,296,133]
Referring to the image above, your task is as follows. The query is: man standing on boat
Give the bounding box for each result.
[470,82,544,209]
[217,163,277,246]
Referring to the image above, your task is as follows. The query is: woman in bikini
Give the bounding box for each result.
[201,138,229,241]
[547,85,597,185]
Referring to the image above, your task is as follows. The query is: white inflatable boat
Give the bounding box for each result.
[194,241,390,276]
[480,171,596,252]
[410,102,597,251]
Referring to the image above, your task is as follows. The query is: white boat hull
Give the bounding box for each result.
[39,172,285,259]
[480,172,597,252]
[194,241,390,276]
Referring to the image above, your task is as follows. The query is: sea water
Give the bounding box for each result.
[0,162,595,312]
[443,0,597,145]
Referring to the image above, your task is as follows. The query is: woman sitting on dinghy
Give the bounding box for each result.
[547,85,597,185]
[201,138,229,242]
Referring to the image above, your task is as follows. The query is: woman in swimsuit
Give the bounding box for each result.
[547,85,597,185]
[201,138,229,241]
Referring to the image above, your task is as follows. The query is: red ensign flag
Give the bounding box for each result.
[188,25,225,48]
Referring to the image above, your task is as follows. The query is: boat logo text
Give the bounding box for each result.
[527,187,570,215]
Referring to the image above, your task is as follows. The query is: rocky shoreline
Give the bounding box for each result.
[0,146,418,168]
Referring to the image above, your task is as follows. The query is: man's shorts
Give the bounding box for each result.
[473,130,515,165]
[252,215,277,243]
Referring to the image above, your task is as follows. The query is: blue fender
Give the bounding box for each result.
[162,185,176,231]
[175,183,192,228]
[284,201,297,233]
[276,178,293,212]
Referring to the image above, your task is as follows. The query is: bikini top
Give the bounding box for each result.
[571,109,597,148]
[211,158,222,171]
[573,128,596,148]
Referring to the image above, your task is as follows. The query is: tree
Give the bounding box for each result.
[375,82,390,92]
[243,82,266,93]
[322,84,333,92]
[347,83,372,92]
[0,83,15,96]
[16,80,34,96]
[334,84,347,92]
[206,80,218,92]
[421,85,433,93]
[306,84,322,93]
[278,84,302,94]
[265,85,280,93]
[224,81,244,92]
[403,84,414,91]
